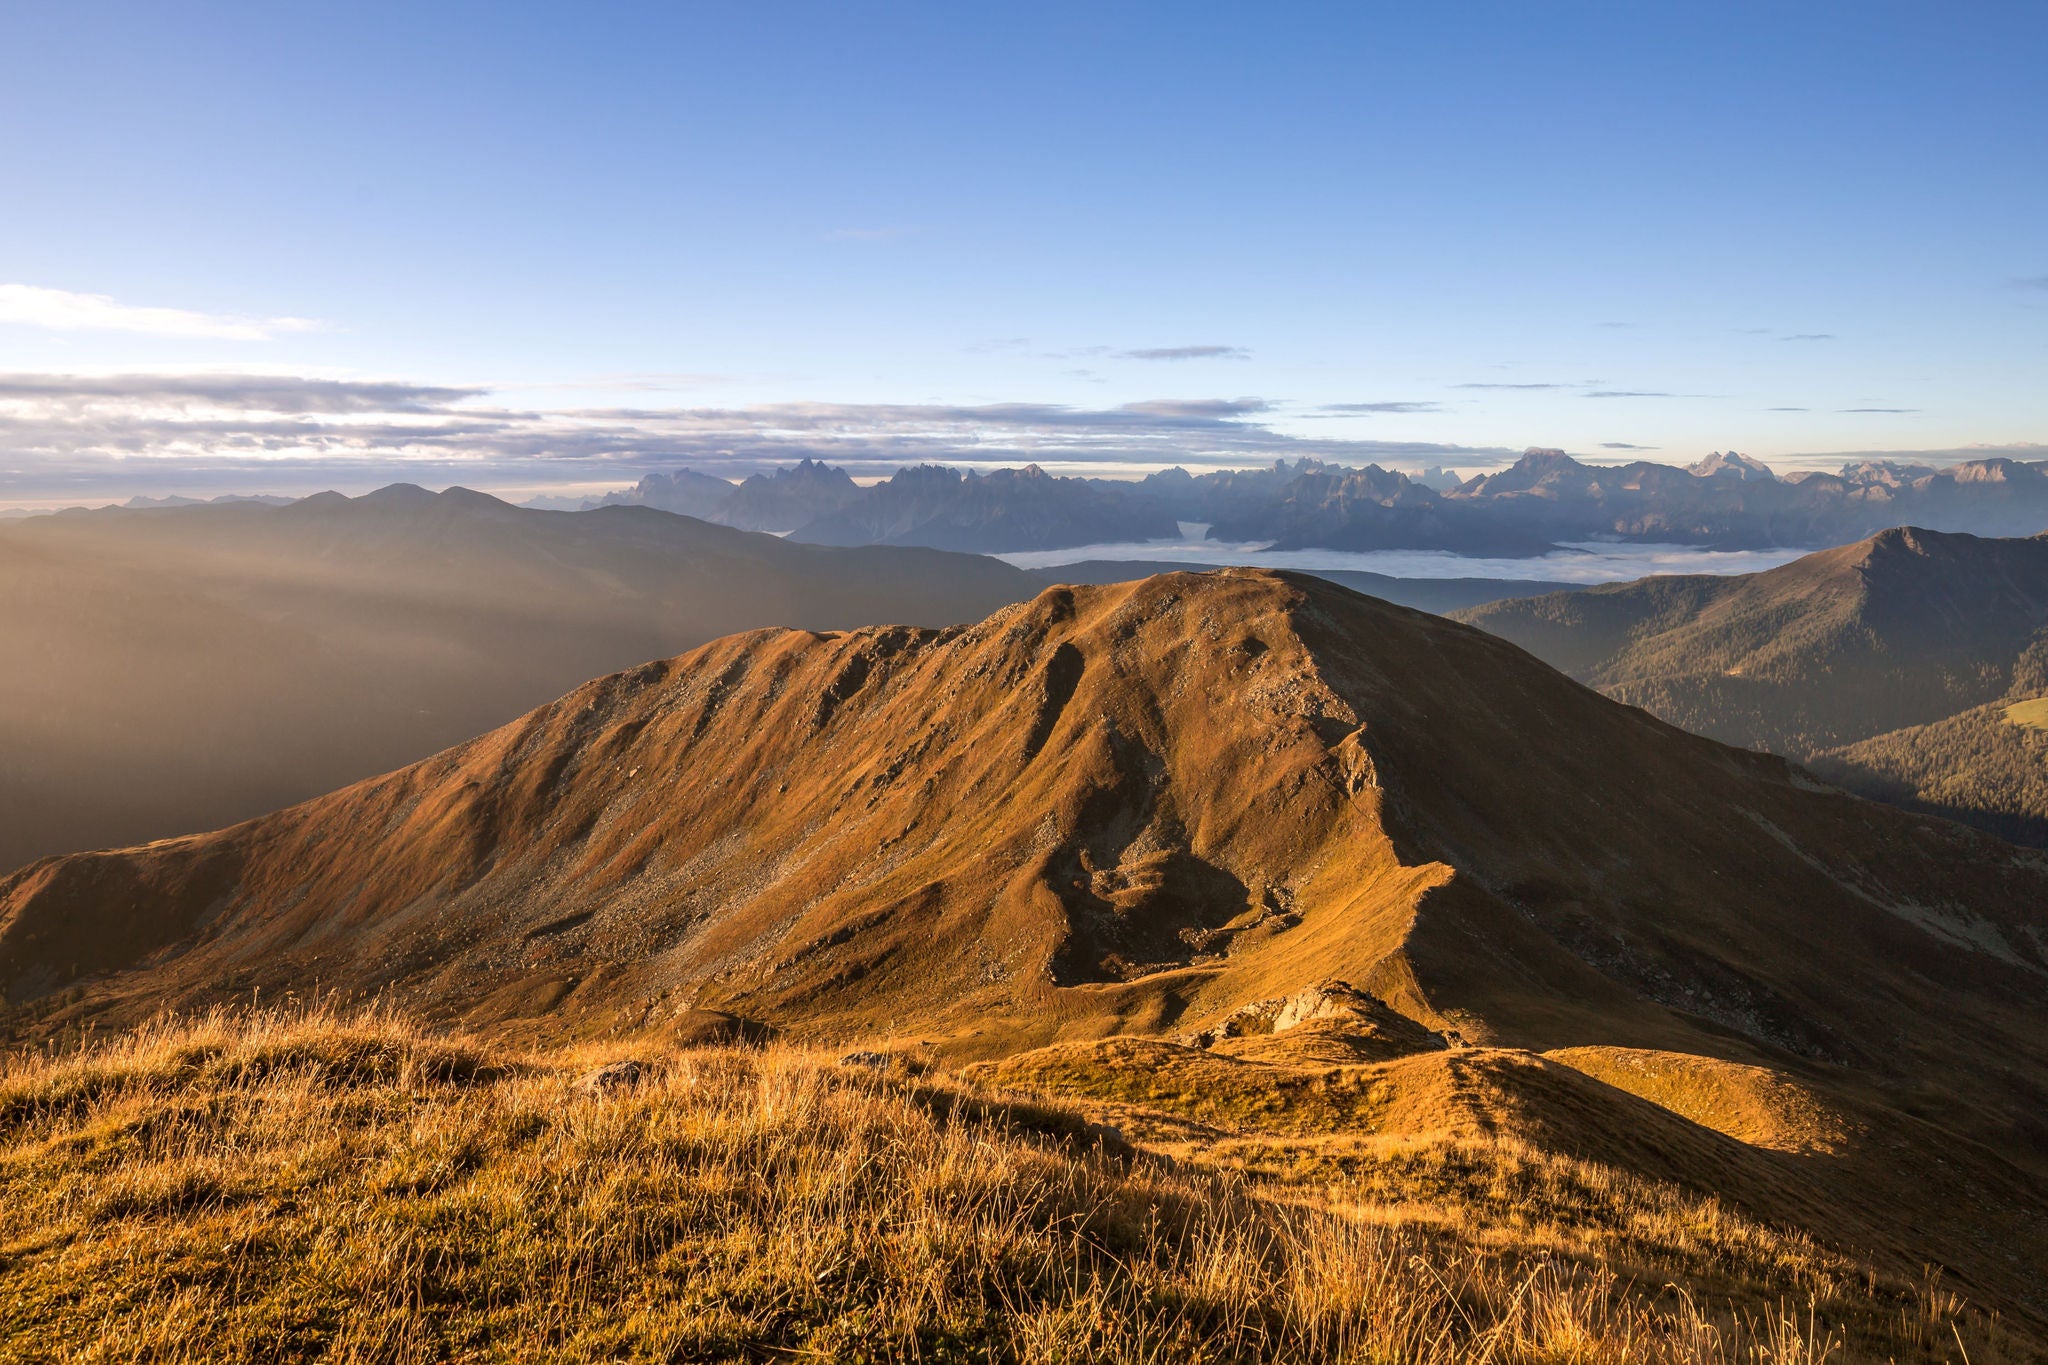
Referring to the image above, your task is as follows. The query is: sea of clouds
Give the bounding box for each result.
[999,535,1813,583]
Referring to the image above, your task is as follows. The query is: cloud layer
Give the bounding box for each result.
[0,372,1515,499]
[0,370,2015,505]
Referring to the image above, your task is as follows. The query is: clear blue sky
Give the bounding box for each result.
[3,1,2044,501]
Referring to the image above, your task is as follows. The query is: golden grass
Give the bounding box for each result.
[0,1009,2019,1363]
[2003,697,2048,732]
[1542,1047,1852,1155]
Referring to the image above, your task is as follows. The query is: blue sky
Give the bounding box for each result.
[2,1,2044,502]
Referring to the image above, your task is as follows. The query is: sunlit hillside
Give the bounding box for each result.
[0,1008,2020,1364]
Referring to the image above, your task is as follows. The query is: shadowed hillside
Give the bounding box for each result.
[0,486,1036,874]
[5,569,2046,1328]
[1808,702,2048,845]
[1457,527,2048,841]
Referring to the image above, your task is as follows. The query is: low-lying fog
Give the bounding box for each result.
[999,535,1816,583]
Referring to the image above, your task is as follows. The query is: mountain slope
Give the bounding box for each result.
[5,568,2048,1318]
[1454,527,2048,842]
[1456,527,2048,754]
[0,486,1036,873]
[1808,702,2048,846]
[1,569,2040,1114]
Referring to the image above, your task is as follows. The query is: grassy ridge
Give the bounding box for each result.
[0,1010,2018,1363]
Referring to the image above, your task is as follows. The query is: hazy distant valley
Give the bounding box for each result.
[1462,525,2048,844]
[0,486,1034,873]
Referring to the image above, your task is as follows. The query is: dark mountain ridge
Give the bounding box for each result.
[1458,527,2048,753]
[1457,526,2048,843]
[793,463,1182,550]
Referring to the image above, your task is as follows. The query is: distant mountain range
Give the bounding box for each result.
[7,570,2046,1321]
[0,485,1036,875]
[573,449,2048,554]
[1459,527,2048,842]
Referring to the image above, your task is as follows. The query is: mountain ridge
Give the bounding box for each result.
[1457,525,2048,753]
[583,449,2048,553]
[1455,526,2048,842]
[6,567,2048,1321]
[8,569,2043,1099]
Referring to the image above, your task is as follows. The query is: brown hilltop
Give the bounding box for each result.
[4,569,2042,1086]
[8,567,2048,1321]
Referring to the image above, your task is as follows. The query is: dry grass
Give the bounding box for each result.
[0,1009,2019,1363]
[2003,698,2048,732]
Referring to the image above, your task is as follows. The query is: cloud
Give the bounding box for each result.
[1114,398,1272,420]
[1838,407,1919,414]
[1115,346,1250,361]
[1779,333,1835,342]
[0,373,482,414]
[1794,442,2048,467]
[1599,442,1657,450]
[995,539,1814,582]
[1766,406,1810,412]
[0,284,318,341]
[1320,401,1442,414]
[0,371,1521,501]
[1583,390,1674,399]
[2011,276,2048,290]
[1452,382,1568,390]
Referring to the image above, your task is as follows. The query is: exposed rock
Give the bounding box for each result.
[1080,1120,1129,1156]
[575,1059,647,1095]
[1273,980,1375,1031]
[667,1008,773,1049]
[1188,981,1450,1063]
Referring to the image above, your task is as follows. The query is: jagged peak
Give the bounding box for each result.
[750,457,854,484]
[1687,451,1777,482]
[1855,524,1981,559]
